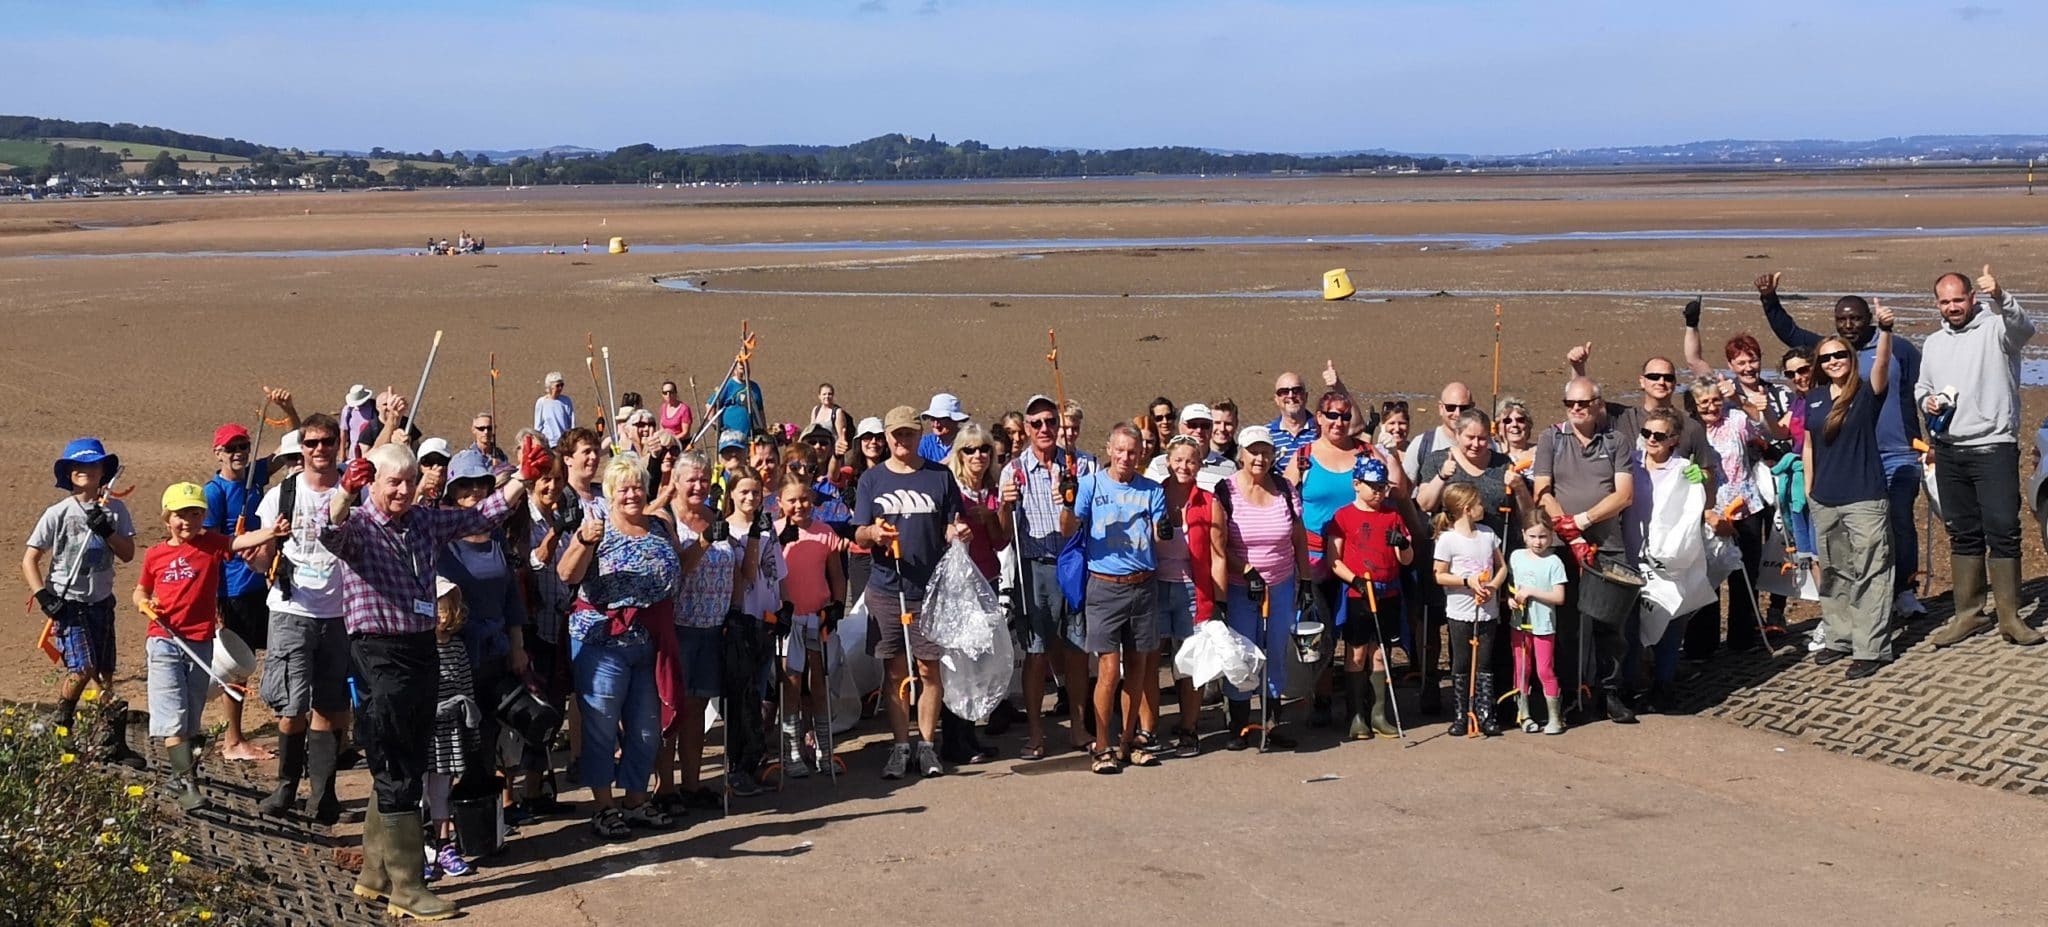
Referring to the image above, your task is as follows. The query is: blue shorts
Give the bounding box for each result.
[1017,559,1084,655]
[52,598,117,676]
[675,625,724,699]
[1155,578,1197,642]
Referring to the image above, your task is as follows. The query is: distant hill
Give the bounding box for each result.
[1486,134,2048,166]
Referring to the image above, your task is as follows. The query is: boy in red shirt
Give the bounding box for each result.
[133,482,283,811]
[1323,458,1413,741]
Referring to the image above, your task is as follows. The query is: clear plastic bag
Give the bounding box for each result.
[919,540,1001,657]
[1173,620,1266,689]
[940,625,1015,722]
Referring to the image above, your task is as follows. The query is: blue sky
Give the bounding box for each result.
[9,1,2038,155]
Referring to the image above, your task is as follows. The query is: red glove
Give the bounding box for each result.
[342,457,374,494]
[1550,514,1582,545]
[1571,539,1599,569]
[518,435,553,481]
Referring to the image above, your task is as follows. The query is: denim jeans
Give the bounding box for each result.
[1933,443,2022,560]
[1883,459,1922,593]
[1223,577,1296,702]
[571,629,659,794]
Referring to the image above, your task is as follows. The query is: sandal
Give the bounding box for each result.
[1019,741,1047,761]
[620,802,672,829]
[1090,748,1122,775]
[1132,729,1164,755]
[589,808,630,840]
[1172,730,1200,758]
[1123,747,1162,768]
[649,792,688,815]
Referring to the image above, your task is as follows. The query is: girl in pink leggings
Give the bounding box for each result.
[1508,520,1568,735]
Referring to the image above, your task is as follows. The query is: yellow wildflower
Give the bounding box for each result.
[3,728,12,737]
[198,913,214,922]
[55,725,69,738]
[97,832,118,846]
[131,862,149,874]
[80,689,99,702]
[3,706,15,715]
[171,850,192,865]
[126,785,145,798]
[59,752,76,765]
[51,860,64,870]
[92,918,110,927]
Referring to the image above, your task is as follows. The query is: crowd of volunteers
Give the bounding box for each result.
[21,264,2037,920]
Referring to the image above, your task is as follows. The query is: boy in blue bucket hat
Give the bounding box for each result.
[23,437,142,767]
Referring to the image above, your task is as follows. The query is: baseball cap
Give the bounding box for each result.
[212,423,251,449]
[417,437,452,464]
[884,405,923,434]
[613,405,640,423]
[854,416,885,438]
[544,371,565,386]
[921,393,968,421]
[447,448,495,482]
[1178,403,1214,425]
[1236,425,1274,449]
[273,429,303,460]
[801,423,834,444]
[1352,457,1390,485]
[718,429,747,452]
[1025,394,1058,414]
[161,482,209,514]
[344,384,373,408]
[54,437,118,490]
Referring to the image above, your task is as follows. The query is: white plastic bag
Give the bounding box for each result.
[1173,620,1266,689]
[940,625,1014,722]
[827,595,881,734]
[1704,532,1743,588]
[920,541,1002,657]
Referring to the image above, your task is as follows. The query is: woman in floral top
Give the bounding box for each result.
[651,452,751,810]
[1689,374,1789,658]
[557,455,702,839]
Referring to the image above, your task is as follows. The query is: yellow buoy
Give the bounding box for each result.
[1322,268,1355,301]
[609,236,629,254]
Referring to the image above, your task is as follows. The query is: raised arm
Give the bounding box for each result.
[1757,272,1821,350]
[1871,301,1896,396]
[1681,299,1714,378]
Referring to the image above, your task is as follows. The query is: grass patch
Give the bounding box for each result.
[0,138,52,168]
[43,138,241,163]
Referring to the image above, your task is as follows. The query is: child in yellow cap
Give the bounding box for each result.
[132,482,283,812]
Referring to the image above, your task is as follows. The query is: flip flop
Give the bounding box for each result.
[1019,742,1047,761]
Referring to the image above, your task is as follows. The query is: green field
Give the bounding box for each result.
[44,137,248,163]
[0,137,255,173]
[0,138,54,168]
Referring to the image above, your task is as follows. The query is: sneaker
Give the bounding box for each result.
[881,743,911,780]
[1807,623,1828,653]
[436,843,473,878]
[423,851,440,883]
[916,741,945,777]
[1894,590,1927,619]
[1845,659,1885,680]
[810,722,836,766]
[782,745,811,779]
[726,768,765,797]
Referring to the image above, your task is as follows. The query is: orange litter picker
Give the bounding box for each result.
[889,529,918,707]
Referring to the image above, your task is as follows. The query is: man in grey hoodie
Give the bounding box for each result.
[1919,264,2043,648]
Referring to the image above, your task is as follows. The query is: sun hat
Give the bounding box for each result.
[417,437,452,464]
[1236,425,1275,449]
[1178,403,1214,426]
[613,405,640,423]
[446,448,495,482]
[344,384,374,408]
[161,482,209,514]
[718,429,748,453]
[921,393,968,422]
[1352,457,1390,485]
[627,407,656,425]
[212,423,251,449]
[884,405,923,434]
[54,437,118,490]
[435,576,458,600]
[854,416,885,438]
[273,429,303,460]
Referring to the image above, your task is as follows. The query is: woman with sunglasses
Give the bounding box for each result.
[1220,426,1312,750]
[1772,348,1822,647]
[1416,407,1530,702]
[1145,398,1177,453]
[1155,433,1226,756]
[938,425,1006,764]
[1624,409,1711,710]
[657,381,692,441]
[1803,304,1897,679]
[1687,373,1790,658]
[841,417,889,598]
[1493,397,1539,467]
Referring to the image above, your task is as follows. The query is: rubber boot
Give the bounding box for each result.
[259,731,306,817]
[353,806,392,902]
[97,699,147,770]
[1447,674,1469,737]
[1260,700,1297,751]
[1474,673,1501,737]
[1929,554,1994,648]
[1543,695,1565,735]
[306,730,343,825]
[1368,671,1398,738]
[381,809,459,920]
[1344,671,1371,740]
[1224,700,1251,751]
[1989,558,2045,646]
[167,742,207,812]
[1514,690,1533,731]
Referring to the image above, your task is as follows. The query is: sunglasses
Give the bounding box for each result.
[1442,402,1472,413]
[1818,350,1853,364]
[300,436,338,449]
[221,442,251,453]
[1562,398,1597,410]
[474,425,494,432]
[1784,365,1813,378]
[1641,371,1676,383]
[1275,386,1306,397]
[1025,417,1057,430]
[959,445,993,456]
[1500,416,1529,426]
[1320,409,1353,422]
[1639,428,1673,442]
[1151,413,1174,422]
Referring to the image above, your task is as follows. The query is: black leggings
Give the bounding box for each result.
[1447,619,1498,677]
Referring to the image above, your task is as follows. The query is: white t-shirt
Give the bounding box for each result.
[27,496,135,603]
[257,473,347,619]
[1433,525,1500,623]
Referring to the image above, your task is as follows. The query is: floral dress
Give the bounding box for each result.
[568,526,679,643]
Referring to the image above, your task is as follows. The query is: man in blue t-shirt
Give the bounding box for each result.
[710,362,764,437]
[201,392,298,762]
[853,405,970,781]
[1069,422,1170,772]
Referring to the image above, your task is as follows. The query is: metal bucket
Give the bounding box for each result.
[1291,621,1327,664]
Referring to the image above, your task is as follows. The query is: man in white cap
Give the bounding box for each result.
[1144,403,1238,491]
[918,393,970,463]
[534,372,575,446]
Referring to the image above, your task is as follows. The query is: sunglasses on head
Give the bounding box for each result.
[1562,398,1597,410]
[1641,371,1676,383]
[1320,409,1353,422]
[1275,386,1306,397]
[1382,400,1409,412]
[1818,350,1853,364]
[1639,428,1673,442]
[1442,402,1472,413]
[300,436,338,449]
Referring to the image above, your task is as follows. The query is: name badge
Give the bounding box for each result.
[413,598,436,617]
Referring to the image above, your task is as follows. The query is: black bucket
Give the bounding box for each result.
[452,775,506,857]
[1577,567,1642,624]
[494,677,563,750]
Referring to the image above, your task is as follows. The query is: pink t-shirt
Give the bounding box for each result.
[658,401,692,437]
[1226,489,1296,584]
[778,516,837,615]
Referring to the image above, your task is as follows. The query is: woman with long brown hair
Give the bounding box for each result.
[1803,303,1897,679]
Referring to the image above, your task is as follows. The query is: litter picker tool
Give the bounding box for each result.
[602,346,619,434]
[140,603,248,702]
[233,392,275,538]
[818,617,843,783]
[890,531,918,706]
[489,352,500,436]
[689,325,759,448]
[760,622,790,792]
[1361,568,1408,744]
[1490,302,1503,418]
[408,330,445,434]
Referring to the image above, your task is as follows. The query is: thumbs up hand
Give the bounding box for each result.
[1977,264,2000,301]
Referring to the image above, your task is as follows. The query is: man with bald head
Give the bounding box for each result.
[1757,272,1926,619]
[1400,382,1474,484]
[1532,376,1639,725]
[1268,371,1318,471]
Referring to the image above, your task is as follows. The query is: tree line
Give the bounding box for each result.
[0,115,273,159]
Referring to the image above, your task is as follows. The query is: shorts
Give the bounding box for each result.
[784,614,827,674]
[675,625,725,699]
[1084,575,1159,656]
[1018,559,1084,655]
[1341,591,1402,646]
[1155,578,1197,642]
[217,587,270,651]
[259,611,352,717]
[147,637,214,739]
[51,598,117,676]
[865,587,943,661]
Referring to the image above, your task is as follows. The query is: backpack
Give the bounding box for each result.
[271,474,300,601]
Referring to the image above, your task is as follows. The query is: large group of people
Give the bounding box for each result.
[19,262,2039,920]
